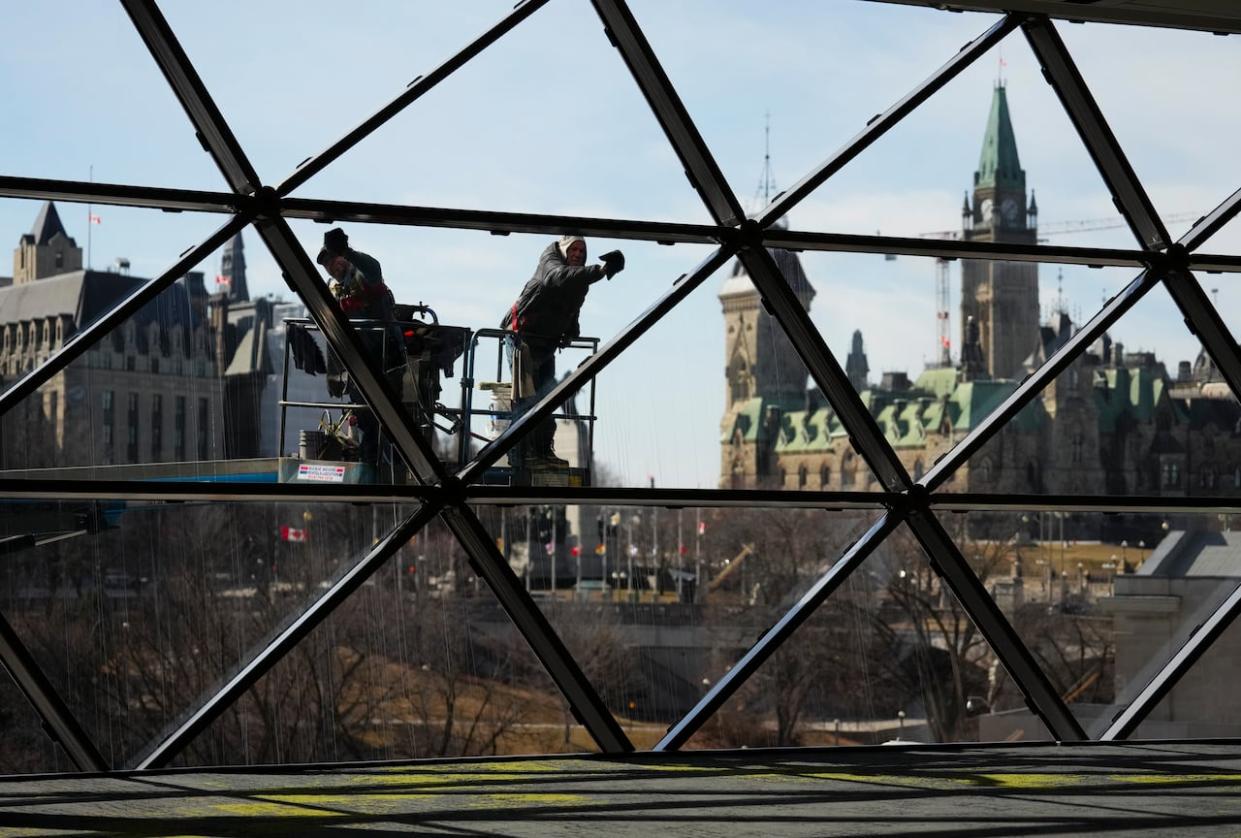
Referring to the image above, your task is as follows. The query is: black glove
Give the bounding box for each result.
[599,250,625,279]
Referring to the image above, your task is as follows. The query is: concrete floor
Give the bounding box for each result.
[1,742,1240,836]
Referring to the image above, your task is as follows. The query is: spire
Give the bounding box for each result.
[220,230,249,302]
[974,84,1025,191]
[846,329,869,391]
[28,201,72,246]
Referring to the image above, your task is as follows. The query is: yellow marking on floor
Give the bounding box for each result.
[1111,773,1241,786]
[212,800,349,818]
[473,792,589,807]
[975,773,1091,789]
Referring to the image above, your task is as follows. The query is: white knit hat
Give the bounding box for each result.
[558,234,586,259]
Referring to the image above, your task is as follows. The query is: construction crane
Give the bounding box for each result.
[916,211,1201,364]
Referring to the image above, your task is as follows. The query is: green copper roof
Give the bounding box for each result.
[976,84,1025,191]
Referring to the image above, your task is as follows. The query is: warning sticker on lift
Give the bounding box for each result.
[297,463,347,483]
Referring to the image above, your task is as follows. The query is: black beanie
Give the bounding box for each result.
[324,227,348,253]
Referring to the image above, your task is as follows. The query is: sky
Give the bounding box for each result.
[1,0,1240,489]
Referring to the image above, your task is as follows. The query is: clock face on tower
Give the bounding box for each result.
[1001,197,1019,226]
[979,198,993,222]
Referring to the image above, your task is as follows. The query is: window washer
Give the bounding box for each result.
[315,232,402,469]
[502,234,624,471]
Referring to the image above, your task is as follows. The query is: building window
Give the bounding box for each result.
[913,459,924,481]
[151,394,163,460]
[102,391,114,462]
[54,251,64,269]
[820,464,830,488]
[797,464,808,488]
[126,393,140,463]
[126,356,136,372]
[842,453,856,487]
[151,357,159,375]
[197,397,210,461]
[1071,433,1084,464]
[175,396,186,461]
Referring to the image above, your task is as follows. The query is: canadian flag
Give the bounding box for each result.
[280,525,307,543]
[88,213,102,225]
[697,520,707,536]
[216,274,231,288]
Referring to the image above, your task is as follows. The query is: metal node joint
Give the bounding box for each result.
[1145,242,1191,274]
[242,185,283,221]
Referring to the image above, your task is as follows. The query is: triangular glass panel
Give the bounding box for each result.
[471,502,882,749]
[1126,536,1241,740]
[0,3,224,189]
[634,2,1131,249]
[0,204,426,487]
[442,235,885,493]
[287,0,709,224]
[947,276,1241,502]
[0,670,71,775]
[0,498,390,769]
[178,513,593,766]
[628,0,995,220]
[946,509,1241,741]
[159,1,515,184]
[682,520,1053,748]
[1057,21,1241,245]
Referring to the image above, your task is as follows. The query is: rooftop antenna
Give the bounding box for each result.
[997,44,1007,86]
[1056,268,1065,314]
[753,111,777,212]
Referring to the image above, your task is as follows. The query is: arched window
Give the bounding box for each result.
[819,463,830,488]
[798,464,808,488]
[913,459,924,481]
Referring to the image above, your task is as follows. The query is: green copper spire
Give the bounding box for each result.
[974,83,1024,191]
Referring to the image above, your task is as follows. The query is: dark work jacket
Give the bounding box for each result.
[344,247,383,286]
[503,243,606,348]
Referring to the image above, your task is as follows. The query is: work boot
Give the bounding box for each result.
[528,449,569,470]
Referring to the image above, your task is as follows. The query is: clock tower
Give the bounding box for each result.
[960,83,1039,380]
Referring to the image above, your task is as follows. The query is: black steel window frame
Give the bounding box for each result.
[0,0,1237,772]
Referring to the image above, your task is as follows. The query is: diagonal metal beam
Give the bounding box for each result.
[758,15,1019,228]
[120,0,261,194]
[1022,16,1169,251]
[438,506,633,753]
[1101,579,1241,741]
[1163,268,1241,401]
[590,0,744,226]
[136,503,440,769]
[903,512,1086,740]
[255,216,445,482]
[459,247,734,483]
[1180,187,1241,253]
[255,217,630,754]
[732,249,1083,741]
[0,609,108,771]
[0,175,240,215]
[657,512,900,750]
[739,246,911,491]
[281,196,722,244]
[921,270,1160,492]
[278,0,551,197]
[0,215,251,418]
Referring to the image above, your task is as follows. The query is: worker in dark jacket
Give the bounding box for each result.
[315,233,402,471]
[504,234,624,469]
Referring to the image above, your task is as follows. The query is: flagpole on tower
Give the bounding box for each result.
[86,165,93,270]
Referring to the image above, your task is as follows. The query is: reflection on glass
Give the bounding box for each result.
[949,511,1241,742]
[473,504,877,748]
[182,515,593,766]
[685,521,1053,749]
[0,499,398,768]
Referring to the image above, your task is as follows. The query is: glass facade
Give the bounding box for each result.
[0,0,1238,775]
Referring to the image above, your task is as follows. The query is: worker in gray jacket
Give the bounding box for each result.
[503,234,624,469]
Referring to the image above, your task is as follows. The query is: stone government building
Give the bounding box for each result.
[720,84,1241,512]
[0,202,289,472]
